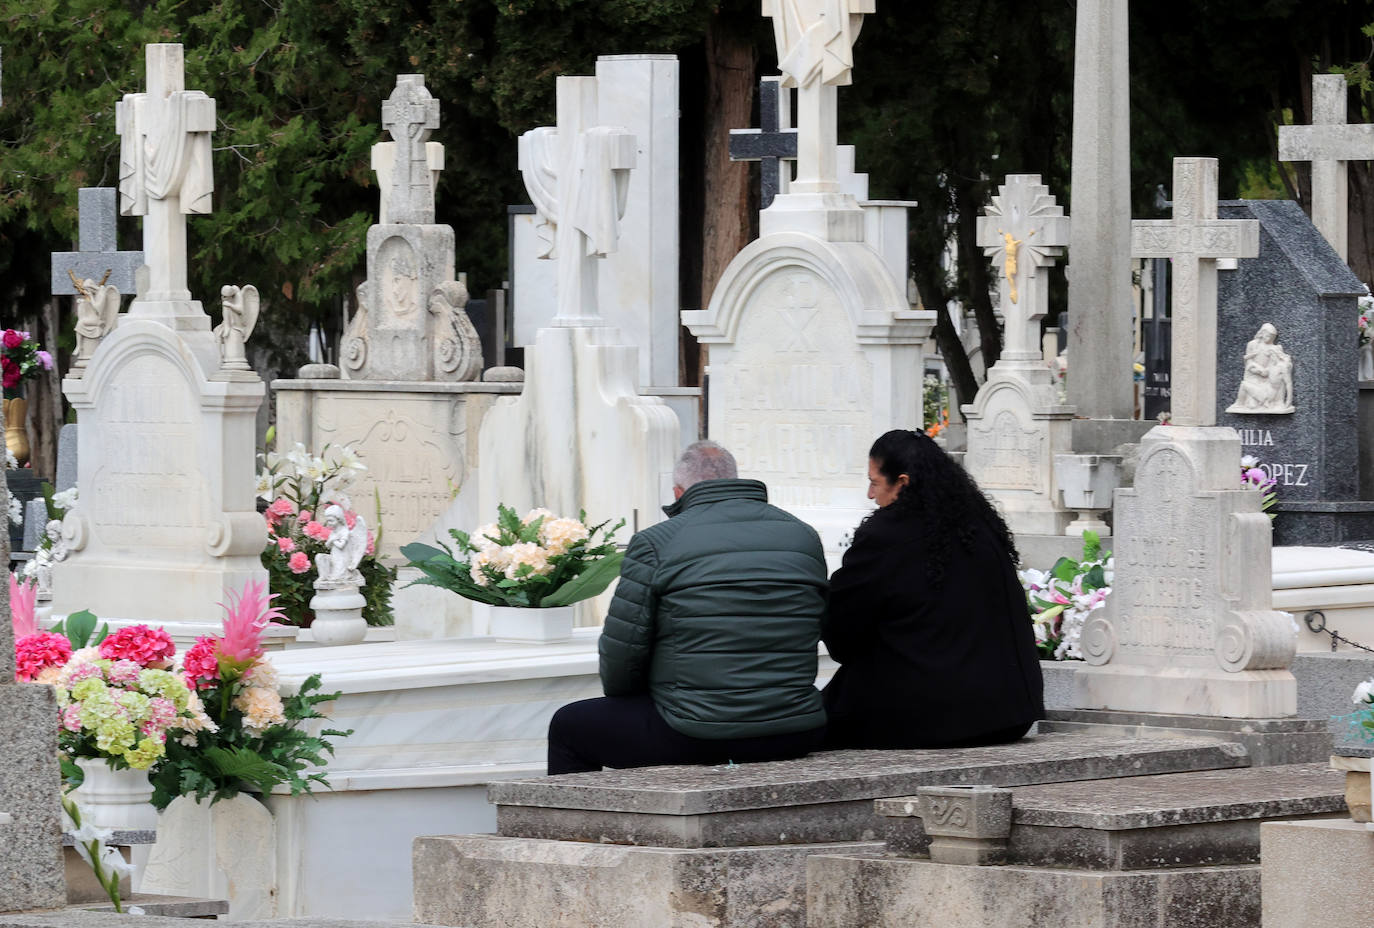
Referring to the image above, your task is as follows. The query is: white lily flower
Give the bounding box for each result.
[1353,679,1374,705]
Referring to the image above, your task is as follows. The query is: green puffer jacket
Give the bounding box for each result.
[598,478,828,740]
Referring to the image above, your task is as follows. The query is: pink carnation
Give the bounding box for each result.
[343,509,358,529]
[182,636,221,690]
[277,536,296,553]
[99,624,176,668]
[15,632,72,682]
[298,510,312,523]
[61,704,83,732]
[107,659,143,685]
[288,551,311,574]
[304,520,331,541]
[268,497,296,518]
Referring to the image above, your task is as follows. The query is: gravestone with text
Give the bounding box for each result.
[963,175,1074,535]
[53,44,268,634]
[683,0,934,559]
[1214,198,1374,545]
[1073,158,1297,719]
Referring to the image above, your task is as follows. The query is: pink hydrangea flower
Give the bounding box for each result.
[182,636,221,691]
[277,536,296,553]
[304,520,331,542]
[288,551,311,574]
[61,704,83,732]
[14,632,71,682]
[106,659,142,685]
[65,661,103,685]
[142,696,179,737]
[98,624,176,668]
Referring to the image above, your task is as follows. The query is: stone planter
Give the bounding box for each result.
[141,793,277,919]
[473,603,575,643]
[1053,453,1122,536]
[1330,752,1372,823]
[73,759,157,833]
[1361,342,1374,381]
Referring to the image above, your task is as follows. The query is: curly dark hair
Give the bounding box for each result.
[868,429,1019,589]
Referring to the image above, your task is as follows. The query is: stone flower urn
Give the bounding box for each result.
[1053,453,1122,536]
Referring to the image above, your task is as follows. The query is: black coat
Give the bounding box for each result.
[821,504,1044,748]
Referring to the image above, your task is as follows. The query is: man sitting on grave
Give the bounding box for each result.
[822,429,1045,749]
[546,441,828,774]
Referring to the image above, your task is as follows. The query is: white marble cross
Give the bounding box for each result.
[976,175,1071,362]
[1131,158,1259,427]
[762,0,874,193]
[115,44,215,317]
[50,188,144,296]
[518,76,636,327]
[380,74,441,225]
[1278,73,1373,262]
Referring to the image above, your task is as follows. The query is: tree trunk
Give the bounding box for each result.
[27,300,63,481]
[697,16,757,388]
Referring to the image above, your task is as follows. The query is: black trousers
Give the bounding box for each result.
[547,694,826,775]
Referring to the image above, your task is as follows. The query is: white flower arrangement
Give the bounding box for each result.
[404,505,623,608]
[1020,531,1113,661]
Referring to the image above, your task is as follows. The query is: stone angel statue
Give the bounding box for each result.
[70,269,121,374]
[215,284,260,372]
[314,503,368,587]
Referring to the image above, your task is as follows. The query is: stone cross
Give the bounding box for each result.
[1131,157,1259,427]
[1278,73,1373,263]
[976,175,1071,362]
[50,188,144,296]
[380,74,442,225]
[518,76,636,327]
[762,0,874,193]
[1066,0,1134,420]
[115,44,215,318]
[729,77,797,209]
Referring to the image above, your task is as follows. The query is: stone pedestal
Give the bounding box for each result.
[308,584,367,646]
[1072,425,1298,718]
[0,683,66,912]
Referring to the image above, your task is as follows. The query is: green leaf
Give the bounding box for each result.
[59,610,100,649]
[1081,530,1101,562]
[400,542,448,563]
[1049,558,1079,583]
[1084,565,1106,590]
[542,551,626,607]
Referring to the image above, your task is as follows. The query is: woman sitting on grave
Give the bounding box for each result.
[821,429,1044,749]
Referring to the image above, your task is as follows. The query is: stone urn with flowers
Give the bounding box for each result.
[403,505,626,643]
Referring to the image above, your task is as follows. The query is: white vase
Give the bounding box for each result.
[72,758,158,832]
[1361,342,1374,382]
[474,603,576,643]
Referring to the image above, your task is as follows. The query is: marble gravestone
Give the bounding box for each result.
[53,44,268,634]
[683,0,934,560]
[509,56,699,448]
[1214,199,1374,545]
[0,446,66,913]
[1073,158,1297,720]
[478,72,678,604]
[341,73,482,383]
[963,175,1074,535]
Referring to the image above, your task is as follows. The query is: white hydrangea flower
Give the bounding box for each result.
[471,523,503,549]
[540,517,590,555]
[504,542,553,579]
[469,546,512,586]
[522,507,556,526]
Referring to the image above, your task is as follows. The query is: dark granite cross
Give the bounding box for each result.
[729,77,797,209]
[49,188,144,296]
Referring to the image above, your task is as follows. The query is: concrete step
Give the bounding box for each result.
[490,732,1251,848]
[878,762,1346,869]
[1039,708,1332,765]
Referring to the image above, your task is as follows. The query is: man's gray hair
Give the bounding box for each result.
[673,440,739,490]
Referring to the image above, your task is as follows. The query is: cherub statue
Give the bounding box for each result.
[313,503,368,587]
[215,284,260,372]
[31,519,69,595]
[70,269,121,373]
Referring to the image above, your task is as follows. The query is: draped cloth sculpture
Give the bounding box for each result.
[763,0,875,88]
